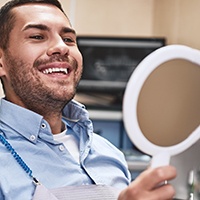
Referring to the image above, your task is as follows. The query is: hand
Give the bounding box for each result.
[118,165,177,200]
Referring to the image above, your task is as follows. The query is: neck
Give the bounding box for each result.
[44,113,65,134]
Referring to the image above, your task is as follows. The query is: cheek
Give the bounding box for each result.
[77,53,83,75]
[72,47,83,67]
[9,48,35,67]
[26,48,43,61]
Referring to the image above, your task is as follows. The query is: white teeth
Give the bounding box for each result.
[42,68,68,74]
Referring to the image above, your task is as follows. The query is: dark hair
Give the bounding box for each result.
[0,0,66,50]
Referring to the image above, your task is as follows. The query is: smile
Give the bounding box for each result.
[42,68,68,74]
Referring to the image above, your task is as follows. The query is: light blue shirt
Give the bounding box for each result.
[0,99,131,200]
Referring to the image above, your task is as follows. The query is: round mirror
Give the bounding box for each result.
[123,45,200,167]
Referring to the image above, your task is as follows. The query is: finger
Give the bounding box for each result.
[135,165,177,190]
[151,166,177,186]
[151,183,176,200]
[118,182,175,200]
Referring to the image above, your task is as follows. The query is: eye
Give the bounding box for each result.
[63,37,75,44]
[29,35,44,40]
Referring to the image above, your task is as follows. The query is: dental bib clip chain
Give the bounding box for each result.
[0,133,40,185]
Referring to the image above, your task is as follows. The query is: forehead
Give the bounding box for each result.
[12,3,71,28]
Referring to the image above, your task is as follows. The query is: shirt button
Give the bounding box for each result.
[41,123,46,129]
[59,145,65,151]
[30,135,36,141]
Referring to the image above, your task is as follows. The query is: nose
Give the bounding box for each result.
[47,36,69,56]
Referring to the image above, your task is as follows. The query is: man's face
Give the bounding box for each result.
[0,3,83,111]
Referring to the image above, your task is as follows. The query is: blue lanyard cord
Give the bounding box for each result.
[0,134,33,178]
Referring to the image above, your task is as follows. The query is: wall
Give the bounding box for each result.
[0,0,199,47]
[60,0,200,49]
[153,0,200,49]
[68,0,154,37]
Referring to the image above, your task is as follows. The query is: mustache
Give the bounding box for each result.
[33,55,78,70]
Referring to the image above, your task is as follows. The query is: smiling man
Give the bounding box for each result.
[0,0,176,200]
[1,2,82,132]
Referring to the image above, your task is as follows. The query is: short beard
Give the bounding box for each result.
[4,49,82,116]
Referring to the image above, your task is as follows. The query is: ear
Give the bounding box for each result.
[0,48,6,77]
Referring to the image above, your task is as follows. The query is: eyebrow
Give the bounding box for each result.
[22,24,50,32]
[61,27,76,35]
[22,24,76,35]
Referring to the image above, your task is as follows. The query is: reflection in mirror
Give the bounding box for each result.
[137,59,200,146]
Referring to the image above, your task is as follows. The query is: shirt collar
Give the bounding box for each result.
[62,99,93,134]
[0,98,44,142]
[0,98,92,143]
[62,99,86,121]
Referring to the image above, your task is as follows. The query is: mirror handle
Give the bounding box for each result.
[151,151,170,168]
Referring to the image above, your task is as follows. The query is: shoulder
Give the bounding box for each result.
[91,133,131,184]
[92,133,127,161]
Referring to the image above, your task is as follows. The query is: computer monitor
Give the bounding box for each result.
[75,36,166,110]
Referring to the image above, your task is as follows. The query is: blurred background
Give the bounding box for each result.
[0,0,200,47]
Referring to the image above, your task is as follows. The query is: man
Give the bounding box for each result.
[0,0,176,199]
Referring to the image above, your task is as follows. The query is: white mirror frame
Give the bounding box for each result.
[123,45,200,168]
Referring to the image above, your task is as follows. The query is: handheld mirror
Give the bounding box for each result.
[123,45,200,168]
